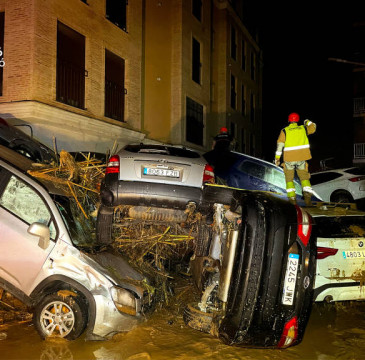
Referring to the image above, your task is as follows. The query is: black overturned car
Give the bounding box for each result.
[97,144,316,349]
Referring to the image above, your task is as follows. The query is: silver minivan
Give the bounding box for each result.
[0,145,153,340]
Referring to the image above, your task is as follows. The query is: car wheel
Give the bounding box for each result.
[183,303,213,334]
[34,293,88,340]
[195,223,212,257]
[96,205,114,245]
[331,190,353,204]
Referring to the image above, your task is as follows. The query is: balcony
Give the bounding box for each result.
[354,97,365,115]
[354,143,365,161]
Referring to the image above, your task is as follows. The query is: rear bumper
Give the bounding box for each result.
[100,174,208,211]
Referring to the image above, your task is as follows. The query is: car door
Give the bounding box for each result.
[0,168,57,295]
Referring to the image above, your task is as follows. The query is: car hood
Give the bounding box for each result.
[84,250,149,296]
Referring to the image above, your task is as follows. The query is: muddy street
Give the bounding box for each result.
[1,301,365,360]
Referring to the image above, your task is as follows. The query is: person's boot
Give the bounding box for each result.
[289,196,297,205]
[303,191,312,206]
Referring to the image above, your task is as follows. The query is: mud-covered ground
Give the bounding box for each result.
[1,283,365,360]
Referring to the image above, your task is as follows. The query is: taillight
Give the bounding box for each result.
[295,205,312,247]
[349,176,365,182]
[105,155,120,174]
[203,164,215,184]
[278,316,298,348]
[316,246,338,259]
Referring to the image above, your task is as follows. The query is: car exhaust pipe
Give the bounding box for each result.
[128,206,188,222]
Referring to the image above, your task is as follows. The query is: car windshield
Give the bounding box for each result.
[124,144,201,158]
[53,194,97,248]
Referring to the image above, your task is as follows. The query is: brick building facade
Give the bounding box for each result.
[0,0,262,156]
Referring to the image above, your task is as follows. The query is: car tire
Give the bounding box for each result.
[183,303,213,334]
[195,223,212,257]
[33,292,88,340]
[96,205,114,245]
[331,190,353,204]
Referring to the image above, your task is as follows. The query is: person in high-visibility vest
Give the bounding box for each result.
[274,112,316,205]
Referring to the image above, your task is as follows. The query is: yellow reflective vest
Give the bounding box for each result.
[277,122,316,162]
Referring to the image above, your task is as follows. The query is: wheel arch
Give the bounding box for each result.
[30,275,97,338]
[330,189,354,202]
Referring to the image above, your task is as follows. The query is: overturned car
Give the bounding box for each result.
[97,144,316,349]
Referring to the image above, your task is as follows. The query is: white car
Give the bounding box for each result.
[307,205,365,302]
[310,167,365,204]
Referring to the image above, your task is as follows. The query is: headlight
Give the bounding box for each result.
[110,287,137,316]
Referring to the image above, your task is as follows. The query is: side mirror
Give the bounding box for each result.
[27,222,50,250]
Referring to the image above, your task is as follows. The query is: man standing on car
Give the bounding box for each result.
[274,112,316,206]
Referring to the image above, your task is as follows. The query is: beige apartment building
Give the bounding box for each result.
[0,0,262,155]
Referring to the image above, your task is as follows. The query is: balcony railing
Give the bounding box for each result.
[354,97,365,115]
[354,143,365,159]
[56,58,85,109]
[105,79,125,122]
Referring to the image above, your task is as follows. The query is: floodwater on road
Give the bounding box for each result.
[1,300,365,360]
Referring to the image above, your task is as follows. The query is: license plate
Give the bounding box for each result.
[342,251,365,259]
[143,167,180,178]
[282,253,299,306]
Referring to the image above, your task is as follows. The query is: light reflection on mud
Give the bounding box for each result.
[1,302,365,360]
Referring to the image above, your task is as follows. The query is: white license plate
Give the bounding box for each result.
[143,167,180,178]
[342,250,365,259]
[282,253,299,306]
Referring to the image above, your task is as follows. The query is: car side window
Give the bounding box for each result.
[311,172,342,185]
[0,175,57,239]
[239,161,265,179]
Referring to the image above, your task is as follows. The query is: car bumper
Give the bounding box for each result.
[87,294,144,340]
[100,174,207,210]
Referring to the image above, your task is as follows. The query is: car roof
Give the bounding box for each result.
[0,145,67,196]
[230,151,280,169]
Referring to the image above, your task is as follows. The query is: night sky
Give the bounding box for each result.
[256,4,361,171]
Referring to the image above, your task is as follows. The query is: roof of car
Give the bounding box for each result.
[0,145,67,196]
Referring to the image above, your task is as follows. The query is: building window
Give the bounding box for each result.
[241,84,245,115]
[192,37,201,84]
[105,50,125,122]
[241,128,246,153]
[250,93,255,122]
[0,12,4,96]
[241,39,246,71]
[56,22,85,109]
[230,25,236,60]
[192,0,202,21]
[186,97,204,146]
[106,0,127,32]
[251,52,256,80]
[230,74,236,109]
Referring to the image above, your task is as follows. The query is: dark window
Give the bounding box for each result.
[230,25,236,60]
[80,0,88,3]
[124,144,201,159]
[105,50,125,122]
[192,37,201,84]
[241,39,246,71]
[310,172,343,185]
[238,161,264,179]
[0,12,4,96]
[192,0,202,21]
[230,74,236,109]
[250,52,255,80]
[250,93,255,122]
[56,22,85,109]
[106,0,127,31]
[344,167,365,175]
[241,84,245,115]
[186,97,204,146]
[230,122,235,138]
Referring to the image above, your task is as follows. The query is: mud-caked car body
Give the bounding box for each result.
[185,187,316,348]
[98,145,316,349]
[0,145,153,340]
[307,204,365,303]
